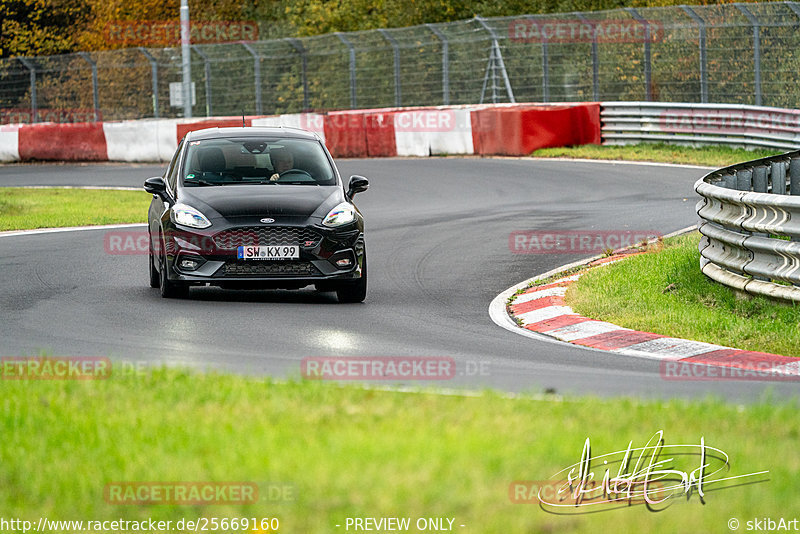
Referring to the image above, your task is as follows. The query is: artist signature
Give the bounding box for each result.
[539,430,768,512]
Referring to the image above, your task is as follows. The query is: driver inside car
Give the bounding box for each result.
[269,147,294,181]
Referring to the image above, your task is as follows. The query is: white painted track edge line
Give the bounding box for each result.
[0,222,146,238]
[6,185,141,191]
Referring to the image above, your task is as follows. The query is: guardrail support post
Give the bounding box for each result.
[575,13,599,101]
[286,38,310,111]
[790,157,800,196]
[335,33,357,109]
[722,173,737,189]
[736,4,762,107]
[752,165,768,193]
[138,48,160,118]
[378,29,402,107]
[736,169,753,192]
[788,157,800,241]
[18,57,37,123]
[681,6,708,103]
[770,161,786,194]
[190,46,212,117]
[241,43,262,115]
[426,24,449,106]
[626,8,652,102]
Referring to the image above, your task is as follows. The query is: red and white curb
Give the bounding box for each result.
[489,243,800,380]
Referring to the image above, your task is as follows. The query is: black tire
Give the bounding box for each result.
[159,236,189,299]
[149,232,160,288]
[336,253,367,303]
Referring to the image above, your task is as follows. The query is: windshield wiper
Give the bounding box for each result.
[184,178,217,186]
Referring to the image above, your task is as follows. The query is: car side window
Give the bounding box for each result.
[166,141,183,193]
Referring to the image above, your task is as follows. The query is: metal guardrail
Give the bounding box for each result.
[696,152,800,302]
[602,102,800,151]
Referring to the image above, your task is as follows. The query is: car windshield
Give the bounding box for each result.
[182,137,336,186]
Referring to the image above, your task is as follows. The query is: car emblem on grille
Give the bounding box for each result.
[260,218,275,224]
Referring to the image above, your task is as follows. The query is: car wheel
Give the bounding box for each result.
[159,235,189,299]
[149,232,160,288]
[336,252,366,303]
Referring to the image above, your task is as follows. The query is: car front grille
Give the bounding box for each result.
[221,260,321,277]
[213,227,322,249]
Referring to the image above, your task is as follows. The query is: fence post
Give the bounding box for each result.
[625,8,652,102]
[575,13,599,101]
[18,58,37,123]
[378,29,402,107]
[335,32,357,109]
[475,16,515,104]
[241,43,262,115]
[78,52,100,121]
[179,0,192,119]
[425,24,449,105]
[681,6,708,104]
[525,16,549,103]
[191,46,212,117]
[736,4,762,107]
[138,48,160,118]
[285,38,310,111]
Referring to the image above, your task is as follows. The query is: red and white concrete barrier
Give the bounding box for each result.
[0,103,602,163]
[0,125,20,161]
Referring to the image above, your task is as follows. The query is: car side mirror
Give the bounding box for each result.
[144,176,167,199]
[347,175,369,198]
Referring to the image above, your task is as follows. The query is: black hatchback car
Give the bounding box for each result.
[144,127,368,302]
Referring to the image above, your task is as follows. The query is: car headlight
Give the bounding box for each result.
[171,203,212,229]
[322,202,356,227]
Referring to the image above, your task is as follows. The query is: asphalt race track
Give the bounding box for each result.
[1,158,794,400]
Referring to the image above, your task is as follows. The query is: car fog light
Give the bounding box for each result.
[179,258,201,271]
[335,258,352,268]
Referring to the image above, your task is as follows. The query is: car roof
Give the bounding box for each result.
[185,126,320,142]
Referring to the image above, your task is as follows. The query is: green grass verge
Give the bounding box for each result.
[532,143,784,168]
[0,188,149,231]
[566,232,800,357]
[1,367,796,533]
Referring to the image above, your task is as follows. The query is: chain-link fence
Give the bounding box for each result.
[3,2,800,123]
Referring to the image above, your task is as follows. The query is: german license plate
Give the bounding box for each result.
[237,245,299,260]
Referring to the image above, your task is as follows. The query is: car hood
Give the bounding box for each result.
[179,185,344,220]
